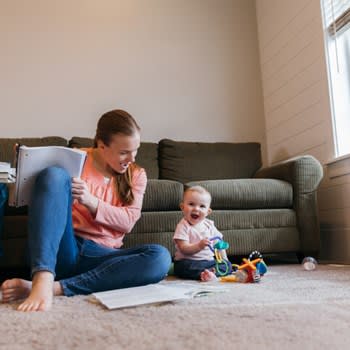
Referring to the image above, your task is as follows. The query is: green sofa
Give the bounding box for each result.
[0,137,323,269]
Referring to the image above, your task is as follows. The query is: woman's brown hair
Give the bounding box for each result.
[94,109,141,205]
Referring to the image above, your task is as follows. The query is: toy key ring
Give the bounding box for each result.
[214,256,230,276]
[209,236,231,276]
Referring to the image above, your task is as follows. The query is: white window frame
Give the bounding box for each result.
[321,0,350,163]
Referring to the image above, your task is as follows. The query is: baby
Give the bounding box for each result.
[173,185,230,281]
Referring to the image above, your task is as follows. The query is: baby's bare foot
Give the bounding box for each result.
[1,278,32,302]
[17,271,54,312]
[200,269,218,282]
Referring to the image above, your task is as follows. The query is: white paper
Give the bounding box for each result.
[0,163,16,183]
[9,145,86,207]
[92,283,229,310]
[92,284,196,310]
[0,162,11,172]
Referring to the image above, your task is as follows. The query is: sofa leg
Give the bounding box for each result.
[296,253,305,264]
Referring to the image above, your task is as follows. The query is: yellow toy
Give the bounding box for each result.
[219,270,248,283]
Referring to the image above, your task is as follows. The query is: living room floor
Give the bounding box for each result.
[0,252,301,285]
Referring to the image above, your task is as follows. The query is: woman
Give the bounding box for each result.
[0,109,171,311]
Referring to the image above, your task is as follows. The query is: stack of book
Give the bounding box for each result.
[0,162,16,183]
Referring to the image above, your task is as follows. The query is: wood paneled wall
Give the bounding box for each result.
[256,0,350,263]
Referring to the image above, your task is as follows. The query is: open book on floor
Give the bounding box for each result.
[91,282,229,310]
[8,145,87,207]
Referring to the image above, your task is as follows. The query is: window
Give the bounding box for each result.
[321,0,350,158]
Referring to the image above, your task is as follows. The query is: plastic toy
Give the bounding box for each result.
[238,257,261,271]
[248,250,268,275]
[220,269,248,283]
[219,250,268,283]
[209,236,232,276]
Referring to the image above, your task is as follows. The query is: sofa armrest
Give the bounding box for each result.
[254,155,323,192]
[254,155,323,256]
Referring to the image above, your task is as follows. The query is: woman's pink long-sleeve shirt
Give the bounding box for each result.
[72,148,147,248]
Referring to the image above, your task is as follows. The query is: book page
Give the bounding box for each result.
[92,284,194,310]
[92,282,229,310]
[13,146,86,207]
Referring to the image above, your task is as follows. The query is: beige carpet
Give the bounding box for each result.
[1,264,350,350]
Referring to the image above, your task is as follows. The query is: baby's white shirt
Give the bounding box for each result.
[173,218,223,261]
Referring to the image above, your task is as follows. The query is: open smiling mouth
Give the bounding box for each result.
[191,214,199,220]
[118,163,130,172]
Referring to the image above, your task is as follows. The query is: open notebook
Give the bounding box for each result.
[8,145,86,207]
[92,282,228,310]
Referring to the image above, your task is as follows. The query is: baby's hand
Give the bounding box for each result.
[198,238,211,250]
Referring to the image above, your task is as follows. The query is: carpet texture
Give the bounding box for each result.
[1,264,350,350]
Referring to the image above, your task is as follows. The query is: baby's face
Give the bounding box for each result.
[181,191,211,226]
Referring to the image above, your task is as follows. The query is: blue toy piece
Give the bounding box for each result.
[213,240,229,250]
[208,236,229,252]
[248,250,267,275]
[256,261,267,275]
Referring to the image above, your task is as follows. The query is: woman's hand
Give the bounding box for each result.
[71,177,99,214]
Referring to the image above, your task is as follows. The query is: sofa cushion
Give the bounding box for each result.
[0,137,68,165]
[186,179,293,209]
[142,179,183,211]
[68,137,159,179]
[158,139,262,183]
[135,143,159,179]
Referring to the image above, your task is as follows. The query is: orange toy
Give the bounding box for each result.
[238,258,261,271]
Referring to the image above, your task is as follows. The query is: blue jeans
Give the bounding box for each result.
[174,258,232,280]
[28,166,171,296]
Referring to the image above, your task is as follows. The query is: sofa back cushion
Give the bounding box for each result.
[158,139,262,183]
[68,137,159,179]
[68,136,94,149]
[142,179,183,211]
[0,137,68,165]
[186,179,293,209]
[135,143,159,179]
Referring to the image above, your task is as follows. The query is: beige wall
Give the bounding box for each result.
[0,0,265,148]
[3,0,346,262]
[256,0,350,263]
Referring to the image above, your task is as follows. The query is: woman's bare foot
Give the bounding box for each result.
[1,278,32,302]
[17,271,54,312]
[200,269,218,282]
